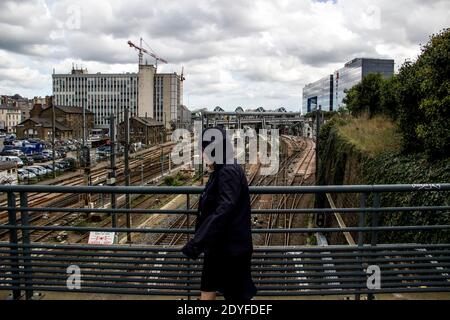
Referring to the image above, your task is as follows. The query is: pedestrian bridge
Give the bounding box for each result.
[0,184,449,300]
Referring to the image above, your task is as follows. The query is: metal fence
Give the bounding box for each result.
[0,184,449,300]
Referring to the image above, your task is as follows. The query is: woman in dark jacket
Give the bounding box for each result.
[182,127,257,301]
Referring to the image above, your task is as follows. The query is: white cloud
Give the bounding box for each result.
[0,0,448,111]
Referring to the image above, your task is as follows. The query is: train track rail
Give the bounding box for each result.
[0,143,178,242]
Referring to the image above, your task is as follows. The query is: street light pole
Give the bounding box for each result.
[315,104,321,184]
[160,131,164,177]
[82,98,86,148]
[109,114,117,228]
[124,107,131,243]
[51,103,56,179]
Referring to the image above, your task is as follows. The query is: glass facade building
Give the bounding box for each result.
[334,58,394,109]
[302,75,333,114]
[302,58,394,115]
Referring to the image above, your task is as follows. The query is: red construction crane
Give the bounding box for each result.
[127,38,168,67]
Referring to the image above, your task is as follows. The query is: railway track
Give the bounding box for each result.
[261,137,316,246]
[0,136,315,246]
[0,143,177,242]
[265,138,316,246]
[151,136,315,247]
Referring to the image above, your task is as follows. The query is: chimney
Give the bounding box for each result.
[30,103,43,118]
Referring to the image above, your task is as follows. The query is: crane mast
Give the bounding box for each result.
[127,38,168,68]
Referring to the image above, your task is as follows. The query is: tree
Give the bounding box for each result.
[396,28,450,159]
[343,73,386,117]
[379,76,399,120]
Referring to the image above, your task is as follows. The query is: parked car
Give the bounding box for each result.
[1,149,24,157]
[57,161,71,170]
[33,165,52,175]
[41,164,62,172]
[53,162,66,170]
[41,150,54,160]
[57,149,67,158]
[18,169,37,181]
[32,154,47,163]
[0,156,24,168]
[19,155,34,166]
[25,167,44,178]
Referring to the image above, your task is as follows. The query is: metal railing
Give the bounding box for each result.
[0,184,449,300]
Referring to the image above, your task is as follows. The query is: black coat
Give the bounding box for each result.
[182,163,256,300]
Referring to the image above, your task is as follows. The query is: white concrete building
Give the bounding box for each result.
[53,65,183,130]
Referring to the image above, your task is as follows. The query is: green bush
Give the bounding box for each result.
[164,172,187,186]
[364,151,450,243]
[342,28,450,160]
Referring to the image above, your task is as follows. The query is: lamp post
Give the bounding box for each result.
[315,104,321,183]
[160,131,164,177]
[124,107,131,243]
[51,103,56,179]
[109,114,117,228]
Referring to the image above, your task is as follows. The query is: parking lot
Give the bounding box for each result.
[0,134,83,184]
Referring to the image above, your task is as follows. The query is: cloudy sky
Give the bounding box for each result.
[0,0,448,111]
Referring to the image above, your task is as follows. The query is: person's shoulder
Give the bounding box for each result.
[219,163,245,177]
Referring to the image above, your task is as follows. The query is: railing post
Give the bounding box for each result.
[368,193,380,301]
[186,193,191,301]
[371,193,380,247]
[7,192,21,300]
[355,192,367,301]
[19,192,33,300]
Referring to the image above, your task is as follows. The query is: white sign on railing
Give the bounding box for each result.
[88,232,115,245]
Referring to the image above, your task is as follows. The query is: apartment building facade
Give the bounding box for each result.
[0,105,22,134]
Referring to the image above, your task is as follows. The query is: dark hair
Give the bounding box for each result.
[202,126,235,166]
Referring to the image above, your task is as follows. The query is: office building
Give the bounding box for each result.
[302,75,334,114]
[53,65,183,131]
[302,58,395,114]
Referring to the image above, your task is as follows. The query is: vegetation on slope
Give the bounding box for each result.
[318,114,449,243]
[335,114,401,157]
[343,28,450,160]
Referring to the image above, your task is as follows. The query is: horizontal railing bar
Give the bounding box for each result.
[1,243,449,252]
[1,206,449,215]
[2,267,449,279]
[2,255,450,265]
[247,287,450,296]
[2,285,450,297]
[1,225,449,233]
[2,260,449,272]
[1,279,448,291]
[0,184,449,194]
[6,273,448,285]
[2,249,448,259]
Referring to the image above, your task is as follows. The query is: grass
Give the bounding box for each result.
[336,114,401,157]
[163,172,189,186]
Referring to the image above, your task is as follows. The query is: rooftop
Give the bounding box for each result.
[19,117,72,131]
[131,116,164,127]
[41,105,94,115]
